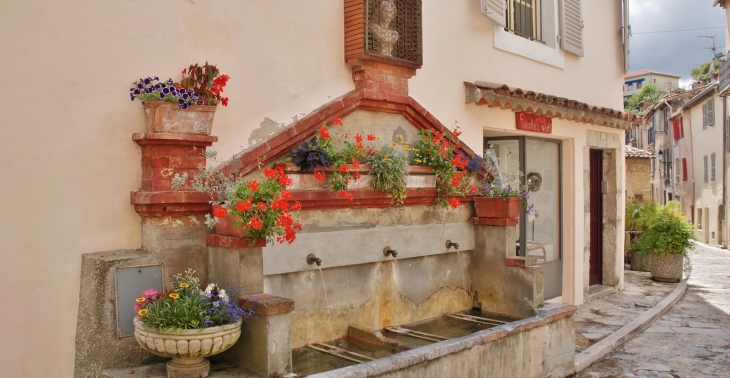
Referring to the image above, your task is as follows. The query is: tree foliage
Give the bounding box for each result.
[624,83,661,114]
[691,53,725,82]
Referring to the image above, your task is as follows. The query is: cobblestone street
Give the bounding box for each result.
[577,243,730,378]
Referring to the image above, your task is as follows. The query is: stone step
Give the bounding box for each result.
[103,361,266,378]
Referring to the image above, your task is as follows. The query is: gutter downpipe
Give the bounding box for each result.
[720,97,728,248]
[659,99,674,205]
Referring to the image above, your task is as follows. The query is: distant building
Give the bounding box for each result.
[624,69,681,98]
[625,145,652,203]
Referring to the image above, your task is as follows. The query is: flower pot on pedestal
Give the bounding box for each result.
[133,317,242,378]
[214,213,266,248]
[144,102,216,135]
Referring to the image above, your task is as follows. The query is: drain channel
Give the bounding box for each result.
[385,326,447,342]
[305,342,375,364]
[446,313,508,326]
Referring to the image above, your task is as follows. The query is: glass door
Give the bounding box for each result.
[484,137,562,299]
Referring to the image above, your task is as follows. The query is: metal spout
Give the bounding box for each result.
[383,247,398,258]
[306,253,322,266]
[445,240,459,250]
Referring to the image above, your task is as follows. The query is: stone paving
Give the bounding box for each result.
[574,271,678,353]
[575,243,730,378]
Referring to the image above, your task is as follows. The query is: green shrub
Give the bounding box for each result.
[637,201,695,257]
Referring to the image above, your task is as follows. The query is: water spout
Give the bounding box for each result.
[445,240,459,250]
[383,247,398,258]
[307,253,322,266]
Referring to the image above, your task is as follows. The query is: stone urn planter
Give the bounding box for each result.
[133,317,242,378]
[650,253,684,283]
[473,196,521,218]
[629,251,652,272]
[144,102,216,135]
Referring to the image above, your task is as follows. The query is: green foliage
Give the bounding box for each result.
[625,200,659,232]
[367,141,409,206]
[412,130,470,207]
[624,84,661,114]
[637,201,696,257]
[691,53,725,83]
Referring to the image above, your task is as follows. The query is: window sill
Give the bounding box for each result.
[493,25,564,69]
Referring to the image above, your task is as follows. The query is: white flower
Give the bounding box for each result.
[219,289,229,302]
[205,283,216,294]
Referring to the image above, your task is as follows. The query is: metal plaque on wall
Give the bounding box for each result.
[116,265,163,338]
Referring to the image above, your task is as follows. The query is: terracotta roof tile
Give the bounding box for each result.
[625,145,652,159]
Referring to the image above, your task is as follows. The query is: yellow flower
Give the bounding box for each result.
[135,297,146,303]
[396,135,404,141]
[169,293,180,299]
[374,148,381,152]
[414,158,422,163]
[179,283,189,288]
[137,309,148,316]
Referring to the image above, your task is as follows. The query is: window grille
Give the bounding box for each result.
[505,0,542,42]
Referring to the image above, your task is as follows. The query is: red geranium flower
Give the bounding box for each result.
[291,202,302,211]
[264,168,278,179]
[448,197,460,209]
[355,134,363,143]
[247,180,259,192]
[212,205,228,218]
[236,201,252,212]
[256,202,267,211]
[313,171,326,181]
[330,118,343,125]
[319,126,330,139]
[281,191,293,200]
[221,97,229,106]
[451,172,462,187]
[339,165,348,173]
[453,130,462,137]
[367,134,376,141]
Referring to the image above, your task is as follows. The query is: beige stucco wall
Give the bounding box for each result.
[0,1,625,376]
[689,95,723,245]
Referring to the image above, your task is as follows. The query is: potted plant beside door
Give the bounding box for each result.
[636,201,695,282]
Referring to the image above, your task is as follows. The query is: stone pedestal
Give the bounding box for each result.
[471,220,544,319]
[223,294,295,377]
[206,235,265,294]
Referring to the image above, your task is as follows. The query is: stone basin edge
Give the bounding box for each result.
[309,303,577,378]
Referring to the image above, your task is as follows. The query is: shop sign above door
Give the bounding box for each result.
[515,112,552,134]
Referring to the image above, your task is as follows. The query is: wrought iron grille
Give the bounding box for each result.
[505,0,543,42]
[366,0,423,65]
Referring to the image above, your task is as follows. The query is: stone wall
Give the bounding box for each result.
[626,157,651,202]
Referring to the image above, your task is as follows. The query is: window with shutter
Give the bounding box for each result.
[680,117,684,138]
[682,158,687,181]
[672,119,680,141]
[708,99,715,126]
[711,153,716,182]
[505,0,543,41]
[703,103,708,129]
[481,0,506,27]
[704,155,708,182]
[559,0,584,56]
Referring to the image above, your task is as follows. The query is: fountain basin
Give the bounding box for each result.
[303,303,575,378]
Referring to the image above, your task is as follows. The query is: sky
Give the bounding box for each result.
[630,0,727,87]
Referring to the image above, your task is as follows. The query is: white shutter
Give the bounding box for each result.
[481,0,506,27]
[559,0,584,57]
[622,0,631,73]
[708,99,715,126]
[703,103,708,129]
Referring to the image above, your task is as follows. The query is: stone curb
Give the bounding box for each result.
[574,279,688,373]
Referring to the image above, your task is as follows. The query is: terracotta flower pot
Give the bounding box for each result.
[214,214,266,247]
[473,196,521,218]
[144,101,216,135]
[133,317,242,378]
[650,253,684,283]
